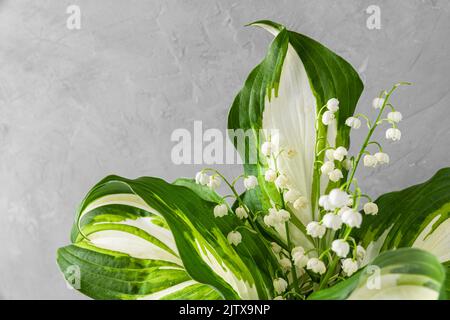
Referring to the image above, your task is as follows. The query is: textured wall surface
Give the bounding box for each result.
[0,0,449,299]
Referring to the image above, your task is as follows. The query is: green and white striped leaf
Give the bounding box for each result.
[227,20,363,245]
[309,248,446,300]
[57,175,280,300]
[352,167,450,297]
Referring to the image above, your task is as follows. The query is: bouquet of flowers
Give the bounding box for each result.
[57,21,448,300]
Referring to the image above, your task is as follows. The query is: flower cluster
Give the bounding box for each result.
[194,83,407,299]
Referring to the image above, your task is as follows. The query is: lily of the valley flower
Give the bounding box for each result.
[279,257,292,271]
[319,195,335,211]
[227,231,242,246]
[341,258,358,276]
[243,175,258,190]
[195,171,209,185]
[328,189,350,208]
[306,221,326,238]
[264,208,290,227]
[328,169,343,182]
[321,161,335,175]
[356,245,366,263]
[386,128,401,141]
[342,158,353,171]
[363,202,378,215]
[208,175,221,189]
[322,110,335,126]
[322,213,343,230]
[374,152,390,165]
[265,169,277,182]
[325,149,335,161]
[275,174,289,189]
[363,154,378,167]
[387,111,402,123]
[307,258,326,275]
[333,147,348,162]
[341,208,363,228]
[214,204,228,218]
[235,206,248,219]
[327,98,340,112]
[331,239,350,257]
[291,246,308,268]
[293,196,308,210]
[345,116,361,129]
[284,189,300,203]
[372,97,385,109]
[273,278,288,294]
[271,242,282,254]
[261,141,274,156]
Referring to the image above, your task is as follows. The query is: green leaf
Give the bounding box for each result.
[309,248,446,300]
[352,168,450,297]
[58,175,280,300]
[227,20,363,230]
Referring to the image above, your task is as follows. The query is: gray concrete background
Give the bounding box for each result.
[0,0,449,299]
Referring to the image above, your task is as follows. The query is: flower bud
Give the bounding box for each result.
[293,196,308,210]
[363,154,378,167]
[356,245,366,263]
[306,258,326,275]
[261,141,274,156]
[279,258,292,271]
[363,202,378,215]
[342,158,353,171]
[208,175,221,189]
[374,152,389,165]
[331,239,350,257]
[227,231,242,246]
[386,128,401,141]
[195,171,209,185]
[372,97,385,109]
[326,98,340,112]
[284,189,301,203]
[322,110,335,125]
[333,147,348,161]
[328,189,350,208]
[273,278,288,294]
[306,221,326,238]
[214,204,228,218]
[387,111,402,123]
[320,161,335,175]
[328,169,343,182]
[235,206,248,219]
[341,208,363,228]
[341,258,358,276]
[275,174,289,189]
[243,175,258,190]
[322,213,343,230]
[345,116,361,129]
[264,169,277,182]
[271,242,282,254]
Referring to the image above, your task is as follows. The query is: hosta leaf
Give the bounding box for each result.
[57,175,279,300]
[352,168,450,296]
[228,20,363,231]
[309,248,446,300]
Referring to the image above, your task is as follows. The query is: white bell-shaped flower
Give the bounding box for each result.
[279,258,292,271]
[235,206,248,219]
[293,196,308,210]
[321,161,335,175]
[319,195,336,211]
[208,175,221,189]
[356,245,366,263]
[325,149,335,161]
[214,204,228,218]
[341,258,358,276]
[331,239,350,257]
[333,147,348,162]
[271,242,282,254]
[326,98,340,112]
[322,213,343,231]
[345,117,361,129]
[328,189,350,208]
[243,175,258,190]
[265,169,277,182]
[387,111,402,123]
[372,97,385,109]
[278,209,291,222]
[363,202,378,215]
[363,154,378,168]
[284,189,300,203]
[261,141,274,156]
[306,221,326,238]
[374,152,390,165]
[322,110,335,126]
[328,169,343,182]
[306,258,326,275]
[342,158,353,171]
[195,171,209,185]
[341,208,363,228]
[273,278,288,294]
[275,174,289,189]
[227,231,242,246]
[386,128,401,141]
